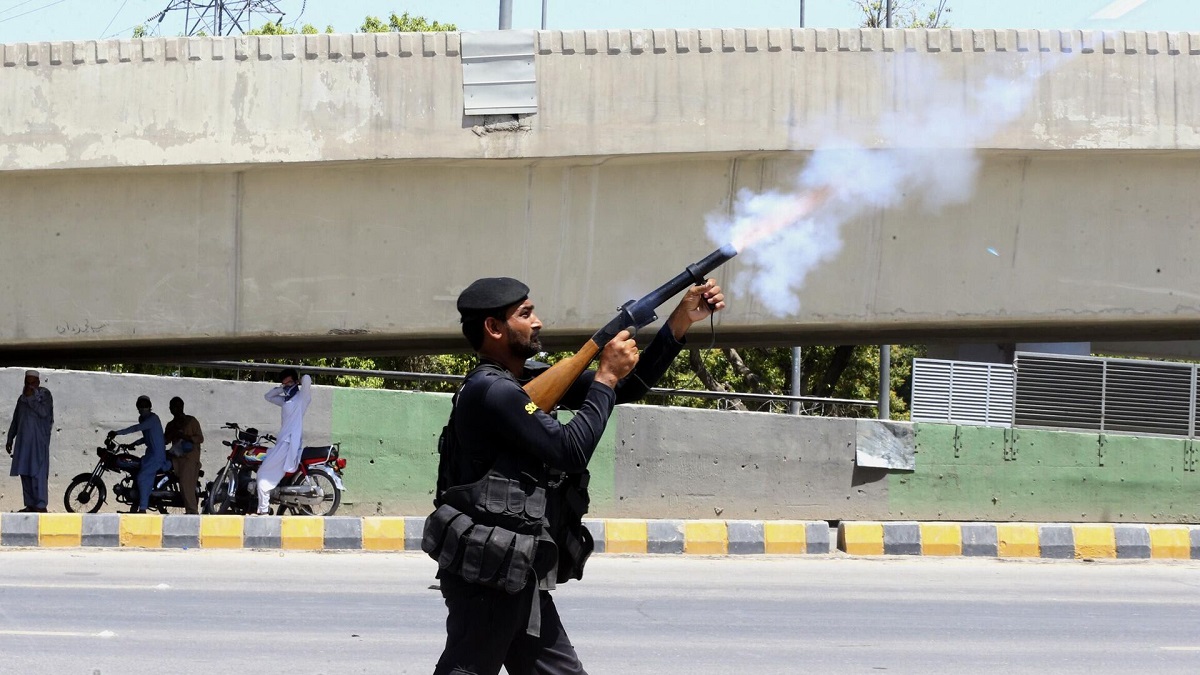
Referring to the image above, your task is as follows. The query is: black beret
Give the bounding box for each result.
[457,277,529,318]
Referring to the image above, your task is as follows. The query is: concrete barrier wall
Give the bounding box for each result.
[894,424,1200,523]
[5,367,1197,522]
[2,29,1198,171]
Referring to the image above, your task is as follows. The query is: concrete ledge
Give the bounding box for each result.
[162,514,200,549]
[1039,525,1075,559]
[1148,525,1190,559]
[0,513,38,547]
[82,513,120,547]
[961,523,997,557]
[243,516,281,549]
[883,522,921,555]
[0,516,1195,559]
[323,517,362,550]
[1,29,1190,72]
[1114,525,1150,559]
[647,519,684,555]
[835,522,1200,559]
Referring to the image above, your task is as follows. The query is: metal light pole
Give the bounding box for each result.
[790,347,803,415]
[499,0,512,29]
[885,0,893,28]
[799,0,805,27]
[542,0,548,29]
[878,345,891,420]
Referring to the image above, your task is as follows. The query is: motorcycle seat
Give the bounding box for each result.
[301,445,337,463]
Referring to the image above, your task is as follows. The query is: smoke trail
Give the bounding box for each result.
[706,53,1050,316]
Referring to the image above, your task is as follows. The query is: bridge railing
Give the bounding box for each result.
[176,361,878,416]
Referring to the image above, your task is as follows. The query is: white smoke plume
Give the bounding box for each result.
[706,54,1050,316]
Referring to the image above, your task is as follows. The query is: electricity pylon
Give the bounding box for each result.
[148,1,287,37]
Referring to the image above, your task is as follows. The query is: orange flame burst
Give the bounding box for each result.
[730,186,832,253]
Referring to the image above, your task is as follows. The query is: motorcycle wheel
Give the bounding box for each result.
[153,476,188,515]
[64,474,107,514]
[291,468,341,517]
[204,467,236,514]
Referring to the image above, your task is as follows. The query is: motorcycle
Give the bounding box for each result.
[63,436,198,514]
[203,422,346,516]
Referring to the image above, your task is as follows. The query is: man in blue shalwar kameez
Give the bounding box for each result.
[110,395,169,514]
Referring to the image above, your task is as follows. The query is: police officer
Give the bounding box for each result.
[428,275,724,675]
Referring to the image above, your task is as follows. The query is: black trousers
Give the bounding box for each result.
[434,576,586,675]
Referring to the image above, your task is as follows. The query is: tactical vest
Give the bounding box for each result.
[421,363,595,594]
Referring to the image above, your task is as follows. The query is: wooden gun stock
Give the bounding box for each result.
[523,340,601,413]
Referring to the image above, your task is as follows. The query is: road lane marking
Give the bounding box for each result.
[0,630,115,638]
[1161,646,1200,651]
[0,582,171,591]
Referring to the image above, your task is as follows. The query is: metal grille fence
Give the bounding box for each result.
[1014,352,1197,438]
[910,358,1014,427]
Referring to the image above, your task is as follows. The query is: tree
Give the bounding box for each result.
[853,0,951,28]
[360,12,457,33]
[245,20,330,35]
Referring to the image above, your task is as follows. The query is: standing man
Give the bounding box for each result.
[427,275,724,674]
[109,395,169,514]
[164,396,204,515]
[6,370,53,513]
[259,368,312,515]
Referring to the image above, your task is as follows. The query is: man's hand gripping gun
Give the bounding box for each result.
[522,244,737,413]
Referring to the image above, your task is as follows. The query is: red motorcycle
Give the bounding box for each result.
[203,422,346,516]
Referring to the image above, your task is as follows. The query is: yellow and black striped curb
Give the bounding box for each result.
[838,521,1200,559]
[4,514,1198,559]
[0,514,831,553]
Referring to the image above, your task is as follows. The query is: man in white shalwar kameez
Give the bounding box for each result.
[257,369,312,515]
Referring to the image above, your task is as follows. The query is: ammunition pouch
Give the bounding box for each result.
[422,471,557,594]
[547,470,595,584]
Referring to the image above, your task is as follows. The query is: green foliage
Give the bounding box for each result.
[360,11,457,33]
[852,0,951,28]
[645,344,924,419]
[244,20,327,35]
[359,15,389,33]
[132,25,149,38]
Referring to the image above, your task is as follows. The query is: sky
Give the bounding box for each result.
[0,0,1197,44]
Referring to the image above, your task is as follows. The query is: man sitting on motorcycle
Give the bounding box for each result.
[108,395,170,514]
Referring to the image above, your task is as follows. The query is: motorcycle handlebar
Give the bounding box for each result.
[223,422,276,442]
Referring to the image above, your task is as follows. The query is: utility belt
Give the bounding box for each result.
[422,471,558,595]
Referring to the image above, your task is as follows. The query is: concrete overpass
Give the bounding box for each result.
[2,28,1199,363]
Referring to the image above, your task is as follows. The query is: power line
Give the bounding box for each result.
[287,0,305,28]
[101,0,131,38]
[0,0,41,19]
[0,0,68,25]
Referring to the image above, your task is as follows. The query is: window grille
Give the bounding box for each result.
[1014,352,1197,438]
[911,358,1014,427]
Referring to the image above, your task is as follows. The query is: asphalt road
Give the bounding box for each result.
[0,550,1197,674]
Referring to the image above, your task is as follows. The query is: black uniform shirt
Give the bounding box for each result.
[450,324,686,485]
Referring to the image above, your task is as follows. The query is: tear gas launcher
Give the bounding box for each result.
[523,243,738,412]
